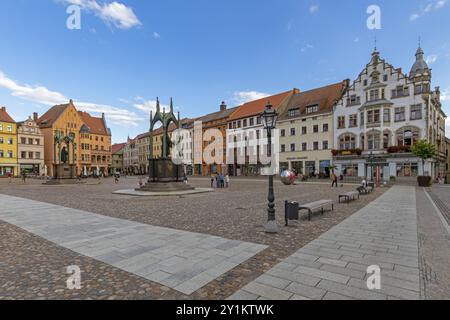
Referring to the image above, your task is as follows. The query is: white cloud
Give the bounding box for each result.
[0,70,141,127]
[410,13,420,21]
[133,98,170,114]
[300,43,314,53]
[410,0,448,21]
[426,54,438,64]
[309,5,319,14]
[442,89,450,102]
[152,32,161,39]
[62,0,141,29]
[232,91,271,105]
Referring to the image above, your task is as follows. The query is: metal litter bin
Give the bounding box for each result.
[285,201,299,226]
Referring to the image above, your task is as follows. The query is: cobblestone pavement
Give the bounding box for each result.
[230,186,422,300]
[416,187,450,300]
[0,177,386,299]
[0,194,266,295]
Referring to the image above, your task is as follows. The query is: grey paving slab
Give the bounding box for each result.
[230,186,421,300]
[0,194,267,295]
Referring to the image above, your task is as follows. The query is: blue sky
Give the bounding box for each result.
[1,0,449,143]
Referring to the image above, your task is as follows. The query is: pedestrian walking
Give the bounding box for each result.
[21,171,27,184]
[210,175,214,188]
[8,172,12,183]
[225,174,230,188]
[331,173,338,188]
[114,173,120,184]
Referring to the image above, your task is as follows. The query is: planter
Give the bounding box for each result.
[417,176,432,187]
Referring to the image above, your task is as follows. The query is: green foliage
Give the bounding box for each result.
[411,140,436,162]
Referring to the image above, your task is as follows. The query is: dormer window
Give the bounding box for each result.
[288,108,300,117]
[306,104,319,114]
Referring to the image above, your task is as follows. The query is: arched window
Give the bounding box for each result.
[338,133,356,150]
[397,127,420,147]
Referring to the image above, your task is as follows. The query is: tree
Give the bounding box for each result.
[411,140,436,176]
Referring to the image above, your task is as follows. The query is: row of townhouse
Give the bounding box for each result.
[117,46,448,182]
[0,100,112,178]
[0,107,45,177]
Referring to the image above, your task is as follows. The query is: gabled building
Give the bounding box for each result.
[123,137,138,175]
[227,89,297,176]
[333,47,446,183]
[111,143,126,174]
[17,113,45,175]
[0,107,18,177]
[278,81,348,177]
[78,111,112,176]
[37,100,112,177]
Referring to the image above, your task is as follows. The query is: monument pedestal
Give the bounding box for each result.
[137,158,194,192]
[44,164,84,185]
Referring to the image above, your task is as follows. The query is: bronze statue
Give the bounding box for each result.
[61,147,69,164]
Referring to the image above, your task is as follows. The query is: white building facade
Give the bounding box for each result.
[333,47,446,183]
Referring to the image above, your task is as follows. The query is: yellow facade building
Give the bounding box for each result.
[0,107,18,177]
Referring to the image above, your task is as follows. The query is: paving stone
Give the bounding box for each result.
[227,290,259,300]
[285,282,326,300]
[255,274,291,290]
[267,268,321,287]
[242,282,293,300]
[293,266,350,284]
[317,279,387,300]
[317,257,348,268]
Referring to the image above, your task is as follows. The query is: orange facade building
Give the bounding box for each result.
[37,100,112,177]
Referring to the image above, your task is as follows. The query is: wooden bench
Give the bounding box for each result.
[299,200,334,221]
[339,191,360,204]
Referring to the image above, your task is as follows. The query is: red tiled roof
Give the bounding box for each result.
[37,104,70,128]
[228,90,294,121]
[78,111,109,136]
[112,143,126,154]
[0,107,15,123]
[279,82,347,120]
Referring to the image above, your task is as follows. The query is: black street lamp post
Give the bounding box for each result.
[261,102,279,234]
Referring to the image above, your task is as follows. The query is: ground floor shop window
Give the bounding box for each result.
[305,161,316,177]
[291,161,303,174]
[319,160,331,178]
[342,164,358,177]
[396,163,418,177]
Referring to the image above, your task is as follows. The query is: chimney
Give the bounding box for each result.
[0,107,5,112]
[293,88,300,94]
[33,112,38,121]
[220,101,227,111]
